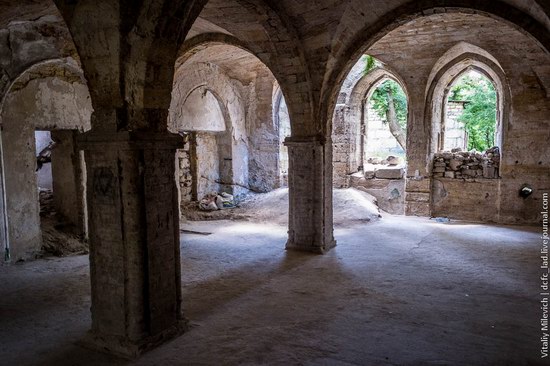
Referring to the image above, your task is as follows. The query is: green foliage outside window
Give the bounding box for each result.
[448,72,497,151]
[369,79,408,131]
[361,55,408,151]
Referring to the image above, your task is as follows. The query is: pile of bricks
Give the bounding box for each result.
[432,147,500,179]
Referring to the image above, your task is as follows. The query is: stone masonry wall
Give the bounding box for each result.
[366,13,550,224]
[444,101,467,151]
[365,101,404,158]
[176,137,192,203]
[247,70,280,192]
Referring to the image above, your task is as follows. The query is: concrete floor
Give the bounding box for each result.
[0,216,544,365]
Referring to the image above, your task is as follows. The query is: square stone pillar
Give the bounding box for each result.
[285,135,336,254]
[78,129,184,358]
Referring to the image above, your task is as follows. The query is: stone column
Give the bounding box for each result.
[51,130,84,234]
[78,129,184,358]
[404,89,433,217]
[285,135,336,254]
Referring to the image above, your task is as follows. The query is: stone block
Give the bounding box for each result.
[461,168,476,177]
[444,171,455,178]
[406,178,431,193]
[406,192,430,203]
[364,166,375,179]
[449,159,462,171]
[406,201,431,217]
[375,167,404,179]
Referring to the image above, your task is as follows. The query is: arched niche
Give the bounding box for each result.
[176,84,234,200]
[359,72,408,167]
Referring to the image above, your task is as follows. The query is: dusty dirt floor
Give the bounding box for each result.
[180,188,381,226]
[0,214,544,365]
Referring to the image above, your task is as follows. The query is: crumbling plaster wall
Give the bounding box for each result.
[364,13,550,224]
[170,62,249,199]
[176,87,228,199]
[247,69,280,192]
[170,55,281,205]
[196,132,221,197]
[1,74,91,260]
[0,14,85,260]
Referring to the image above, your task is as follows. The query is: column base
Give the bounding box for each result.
[78,320,188,359]
[285,238,337,254]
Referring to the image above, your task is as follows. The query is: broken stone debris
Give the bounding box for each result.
[375,167,404,179]
[199,192,235,211]
[361,155,405,180]
[432,146,500,179]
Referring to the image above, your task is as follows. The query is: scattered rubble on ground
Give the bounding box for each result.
[39,190,88,257]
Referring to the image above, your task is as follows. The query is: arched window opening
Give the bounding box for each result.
[364,78,408,166]
[432,64,502,181]
[444,70,498,152]
[331,55,410,215]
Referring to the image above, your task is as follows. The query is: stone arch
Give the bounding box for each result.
[177,33,300,135]
[322,3,550,137]
[425,42,503,98]
[0,58,92,261]
[333,65,410,180]
[194,0,315,136]
[357,69,409,164]
[425,52,511,170]
[53,0,208,130]
[0,58,88,117]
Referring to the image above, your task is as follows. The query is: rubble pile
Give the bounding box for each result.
[363,155,405,180]
[432,147,500,179]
